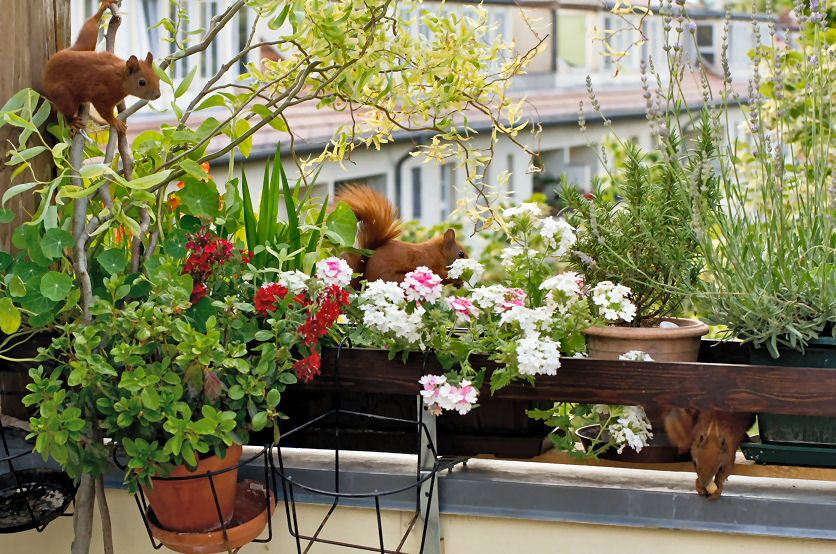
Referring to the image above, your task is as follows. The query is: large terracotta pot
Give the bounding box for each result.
[582,318,709,462]
[143,444,243,532]
[583,317,709,362]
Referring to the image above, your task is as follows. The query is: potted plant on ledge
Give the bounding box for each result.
[690,5,836,459]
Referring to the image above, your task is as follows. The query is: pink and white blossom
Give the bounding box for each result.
[315,257,352,287]
[420,375,479,415]
[445,296,480,323]
[401,266,443,303]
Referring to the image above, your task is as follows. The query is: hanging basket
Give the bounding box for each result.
[273,340,464,554]
[0,420,75,533]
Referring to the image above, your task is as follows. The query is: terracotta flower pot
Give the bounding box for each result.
[143,444,243,532]
[583,317,709,362]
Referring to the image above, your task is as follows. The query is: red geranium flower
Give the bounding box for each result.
[293,351,320,382]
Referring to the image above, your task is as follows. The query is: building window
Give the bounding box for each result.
[411,167,422,220]
[201,1,221,79]
[696,23,715,65]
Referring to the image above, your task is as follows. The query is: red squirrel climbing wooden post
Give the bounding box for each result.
[42,1,161,135]
[334,184,469,285]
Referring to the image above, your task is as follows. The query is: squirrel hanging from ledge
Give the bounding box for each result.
[334,184,469,285]
[41,1,161,135]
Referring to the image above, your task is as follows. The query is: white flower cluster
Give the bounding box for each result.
[447,258,485,282]
[277,270,309,293]
[470,285,525,313]
[539,217,576,255]
[419,375,479,415]
[315,257,353,288]
[619,350,654,362]
[503,202,542,219]
[596,405,654,454]
[590,281,637,322]
[401,266,443,303]
[515,334,561,376]
[358,280,424,343]
[500,246,539,269]
[540,271,584,314]
[500,305,553,336]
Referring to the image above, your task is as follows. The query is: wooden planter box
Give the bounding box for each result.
[279,341,836,459]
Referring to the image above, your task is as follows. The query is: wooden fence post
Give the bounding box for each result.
[0,0,70,252]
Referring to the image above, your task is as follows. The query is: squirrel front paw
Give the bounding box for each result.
[110,118,127,136]
[68,117,86,131]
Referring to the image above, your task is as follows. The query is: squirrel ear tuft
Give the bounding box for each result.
[126,55,139,73]
[145,52,154,64]
[443,228,456,244]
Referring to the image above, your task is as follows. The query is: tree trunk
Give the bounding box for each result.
[0,0,70,251]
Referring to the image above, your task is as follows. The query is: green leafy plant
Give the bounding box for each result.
[239,144,358,276]
[24,235,351,491]
[558,134,715,327]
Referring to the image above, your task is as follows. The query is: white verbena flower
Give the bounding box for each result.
[500,246,538,269]
[469,285,525,313]
[315,257,352,288]
[360,280,405,306]
[599,405,653,454]
[591,281,637,322]
[360,304,425,343]
[619,350,654,362]
[277,270,309,294]
[500,305,553,336]
[447,258,485,282]
[503,202,542,219]
[516,334,561,376]
[540,271,584,313]
[539,217,576,255]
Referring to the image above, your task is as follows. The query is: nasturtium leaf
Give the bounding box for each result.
[8,275,25,297]
[40,271,73,301]
[325,201,358,247]
[96,249,127,275]
[0,208,15,223]
[40,228,73,259]
[0,298,21,334]
[0,252,12,272]
[179,176,220,218]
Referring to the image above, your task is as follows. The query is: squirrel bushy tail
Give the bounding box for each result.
[334,184,401,250]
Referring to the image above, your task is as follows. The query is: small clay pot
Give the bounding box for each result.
[148,479,274,554]
[143,444,243,533]
[583,317,709,362]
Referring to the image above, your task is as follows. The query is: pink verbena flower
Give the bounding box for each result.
[445,296,480,323]
[401,266,442,303]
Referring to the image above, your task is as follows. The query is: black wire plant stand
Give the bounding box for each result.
[125,443,277,554]
[273,339,465,554]
[0,416,75,533]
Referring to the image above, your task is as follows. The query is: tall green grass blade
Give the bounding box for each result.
[240,172,257,253]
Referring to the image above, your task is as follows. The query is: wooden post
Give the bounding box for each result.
[0,0,70,252]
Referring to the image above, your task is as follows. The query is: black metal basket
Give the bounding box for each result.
[0,417,75,533]
[273,340,463,554]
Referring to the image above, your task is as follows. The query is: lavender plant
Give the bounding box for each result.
[688,0,836,356]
